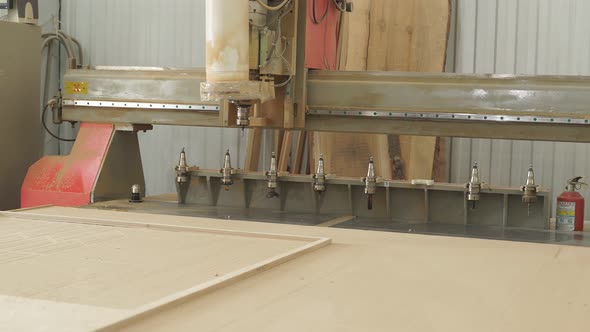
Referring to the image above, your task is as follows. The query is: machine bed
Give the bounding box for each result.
[1,205,589,331]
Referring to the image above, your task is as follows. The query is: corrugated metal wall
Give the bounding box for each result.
[59,0,590,214]
[451,0,590,215]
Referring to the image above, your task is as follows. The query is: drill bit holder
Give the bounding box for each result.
[176,168,551,229]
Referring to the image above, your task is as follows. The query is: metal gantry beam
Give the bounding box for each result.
[306,70,590,142]
[61,67,590,142]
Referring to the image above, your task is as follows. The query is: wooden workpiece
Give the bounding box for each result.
[369,0,450,181]
[0,209,328,331]
[312,0,392,179]
[312,0,450,180]
[2,206,589,331]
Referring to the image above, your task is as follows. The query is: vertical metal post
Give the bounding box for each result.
[386,186,391,219]
[502,194,509,227]
[206,176,214,206]
[544,194,552,230]
[424,189,430,223]
[463,194,469,225]
[347,184,354,215]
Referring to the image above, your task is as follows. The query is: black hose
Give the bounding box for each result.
[332,0,347,12]
[42,103,76,142]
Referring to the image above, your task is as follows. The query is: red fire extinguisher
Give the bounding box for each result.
[556,177,586,232]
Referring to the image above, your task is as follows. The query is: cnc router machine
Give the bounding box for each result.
[4,1,590,331]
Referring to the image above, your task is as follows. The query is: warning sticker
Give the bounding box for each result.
[556,201,576,231]
[65,82,88,95]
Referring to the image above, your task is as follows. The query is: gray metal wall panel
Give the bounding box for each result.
[452,0,590,217]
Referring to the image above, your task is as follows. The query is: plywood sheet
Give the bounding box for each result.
[0,211,329,331]
[17,206,590,332]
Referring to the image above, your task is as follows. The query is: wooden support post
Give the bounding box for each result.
[293,131,307,174]
[244,128,263,172]
[274,130,285,157]
[278,131,294,172]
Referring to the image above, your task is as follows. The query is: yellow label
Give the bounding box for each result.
[65,81,88,95]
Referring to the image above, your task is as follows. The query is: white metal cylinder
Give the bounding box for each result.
[206,0,250,82]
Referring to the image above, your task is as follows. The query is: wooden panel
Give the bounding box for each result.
[367,0,450,180]
[337,0,370,71]
[311,131,391,177]
[293,131,307,174]
[244,128,262,171]
[0,210,330,332]
[312,0,449,180]
[311,0,392,178]
[278,131,294,172]
[16,206,590,332]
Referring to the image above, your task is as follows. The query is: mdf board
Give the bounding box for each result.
[367,0,450,180]
[22,207,590,332]
[0,22,42,210]
[0,211,330,331]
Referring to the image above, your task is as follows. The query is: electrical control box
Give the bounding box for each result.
[0,21,42,209]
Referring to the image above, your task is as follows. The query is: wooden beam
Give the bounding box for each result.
[244,128,263,172]
[274,130,285,157]
[293,130,307,174]
[278,131,294,172]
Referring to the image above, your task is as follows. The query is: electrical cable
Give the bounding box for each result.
[41,35,75,59]
[312,0,329,24]
[256,0,290,11]
[42,32,83,65]
[250,0,293,28]
[332,0,347,12]
[274,75,292,88]
[41,102,76,142]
